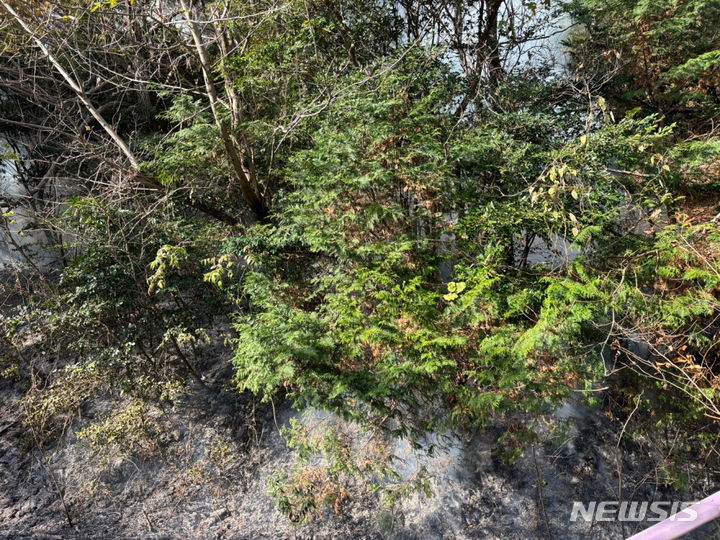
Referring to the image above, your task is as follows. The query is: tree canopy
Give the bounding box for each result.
[1,0,719,524]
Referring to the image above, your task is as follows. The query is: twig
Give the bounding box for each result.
[532,444,552,539]
[142,508,154,533]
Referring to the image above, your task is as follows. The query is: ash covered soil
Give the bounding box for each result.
[2,361,719,539]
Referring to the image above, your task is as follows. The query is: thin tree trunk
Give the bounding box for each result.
[180,0,267,220]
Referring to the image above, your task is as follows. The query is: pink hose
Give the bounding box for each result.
[627,491,720,540]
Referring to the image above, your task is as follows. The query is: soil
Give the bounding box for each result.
[3,354,720,540]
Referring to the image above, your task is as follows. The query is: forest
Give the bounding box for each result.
[0,0,719,537]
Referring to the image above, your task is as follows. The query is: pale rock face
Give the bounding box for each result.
[0,138,60,270]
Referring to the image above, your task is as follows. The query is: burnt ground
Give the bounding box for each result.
[3,354,720,540]
[2,184,720,540]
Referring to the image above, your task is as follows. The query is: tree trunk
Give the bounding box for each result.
[180,0,267,220]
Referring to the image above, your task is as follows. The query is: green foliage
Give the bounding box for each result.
[148,245,189,293]
[77,401,160,459]
[5,0,720,526]
[269,416,431,523]
[666,138,720,187]
[228,51,696,441]
[567,0,720,130]
[3,194,229,440]
[23,362,104,438]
